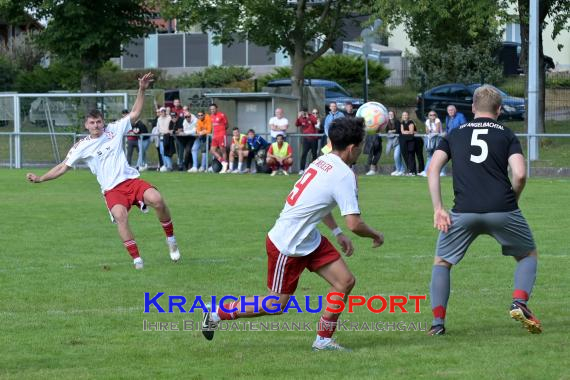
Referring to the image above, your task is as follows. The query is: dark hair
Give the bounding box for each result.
[247,129,255,134]
[328,117,365,151]
[210,103,218,108]
[85,109,103,121]
[232,127,239,131]
[301,107,308,112]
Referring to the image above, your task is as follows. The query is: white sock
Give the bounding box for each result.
[211,311,221,323]
[238,162,243,171]
[167,236,177,245]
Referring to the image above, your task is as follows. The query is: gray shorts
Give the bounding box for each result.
[436,209,536,265]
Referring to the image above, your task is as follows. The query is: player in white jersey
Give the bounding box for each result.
[201,117,384,351]
[26,73,181,270]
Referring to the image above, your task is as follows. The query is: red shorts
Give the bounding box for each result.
[104,178,154,212]
[211,135,226,148]
[266,235,341,294]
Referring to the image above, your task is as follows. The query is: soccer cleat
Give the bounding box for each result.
[270,171,277,177]
[133,257,144,270]
[220,162,229,174]
[298,170,304,175]
[199,167,205,172]
[427,324,446,336]
[167,239,181,262]
[201,304,218,340]
[188,167,198,173]
[366,170,375,176]
[283,170,289,176]
[312,338,351,352]
[510,301,542,334]
[419,171,427,177]
[159,166,168,172]
[390,170,399,176]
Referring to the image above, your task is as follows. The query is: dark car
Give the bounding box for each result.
[267,79,363,112]
[415,83,525,122]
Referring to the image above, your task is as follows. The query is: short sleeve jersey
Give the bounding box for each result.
[65,116,139,193]
[211,112,228,137]
[436,117,523,213]
[268,153,360,257]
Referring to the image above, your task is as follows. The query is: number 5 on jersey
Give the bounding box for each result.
[470,129,489,164]
[287,168,318,206]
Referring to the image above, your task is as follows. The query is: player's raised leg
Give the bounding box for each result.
[510,250,541,333]
[110,204,143,270]
[313,258,355,351]
[143,187,180,262]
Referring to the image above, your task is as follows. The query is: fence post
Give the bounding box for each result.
[14,95,21,168]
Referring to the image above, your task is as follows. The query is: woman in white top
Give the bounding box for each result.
[420,110,443,177]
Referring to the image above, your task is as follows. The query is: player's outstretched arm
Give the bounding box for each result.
[427,150,451,232]
[26,162,71,183]
[508,153,527,202]
[344,214,384,248]
[129,72,154,126]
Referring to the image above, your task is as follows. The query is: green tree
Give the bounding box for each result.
[161,0,371,103]
[372,0,505,88]
[507,0,570,133]
[1,1,154,94]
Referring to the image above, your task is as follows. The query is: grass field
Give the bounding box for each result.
[1,170,569,379]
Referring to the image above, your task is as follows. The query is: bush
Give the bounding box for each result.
[258,54,391,95]
[409,41,503,89]
[0,57,18,91]
[160,66,254,89]
[546,73,570,89]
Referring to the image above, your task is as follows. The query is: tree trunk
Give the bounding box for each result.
[291,48,306,109]
[80,59,98,115]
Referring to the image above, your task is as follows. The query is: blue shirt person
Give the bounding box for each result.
[445,105,467,134]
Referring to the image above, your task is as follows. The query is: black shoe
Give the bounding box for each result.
[427,324,446,336]
[201,306,217,340]
[510,301,542,334]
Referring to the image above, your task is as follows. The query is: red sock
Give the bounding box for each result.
[217,301,240,320]
[283,162,291,171]
[123,239,140,259]
[317,314,340,338]
[161,220,174,237]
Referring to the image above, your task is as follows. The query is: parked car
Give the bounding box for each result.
[267,79,364,112]
[415,83,525,122]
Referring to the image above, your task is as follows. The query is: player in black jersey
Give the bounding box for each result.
[425,85,541,336]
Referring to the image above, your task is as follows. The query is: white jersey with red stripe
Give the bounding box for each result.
[268,153,360,257]
[65,116,139,193]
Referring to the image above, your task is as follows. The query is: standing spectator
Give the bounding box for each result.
[295,108,319,175]
[172,98,184,117]
[386,110,405,176]
[445,104,467,135]
[364,130,383,176]
[189,111,212,173]
[124,109,140,167]
[176,111,197,171]
[228,127,248,173]
[420,110,443,177]
[267,134,293,176]
[245,129,269,174]
[170,113,186,171]
[414,131,425,176]
[157,107,173,171]
[150,124,163,170]
[209,103,229,173]
[269,108,289,142]
[400,111,417,175]
[322,101,345,152]
[343,101,356,117]
[134,117,150,172]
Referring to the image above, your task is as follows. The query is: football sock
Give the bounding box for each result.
[430,265,451,326]
[513,255,537,304]
[317,314,340,338]
[161,220,174,237]
[123,239,140,259]
[238,162,243,171]
[217,301,240,320]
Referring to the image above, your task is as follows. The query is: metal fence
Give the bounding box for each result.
[1,131,569,177]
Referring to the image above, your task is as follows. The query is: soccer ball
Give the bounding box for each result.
[356,101,389,135]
